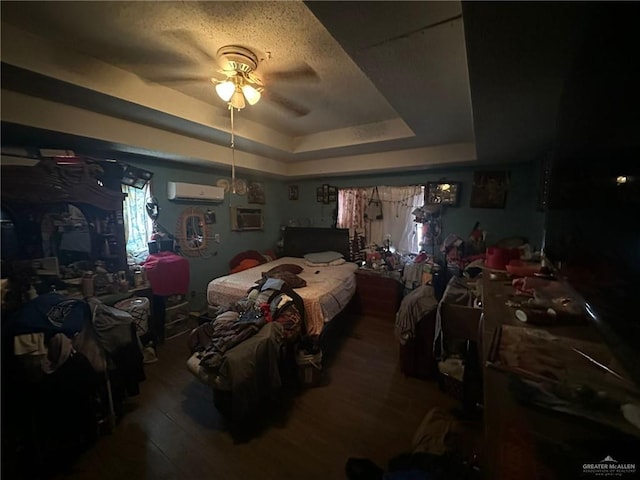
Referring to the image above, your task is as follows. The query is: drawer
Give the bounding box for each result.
[355,271,403,317]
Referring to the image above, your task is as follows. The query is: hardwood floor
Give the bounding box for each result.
[48,312,480,480]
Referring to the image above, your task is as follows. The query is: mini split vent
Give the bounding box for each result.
[167,181,224,202]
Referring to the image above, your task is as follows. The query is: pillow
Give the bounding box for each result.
[305,258,347,267]
[263,271,307,289]
[265,263,304,275]
[228,250,266,270]
[262,249,278,262]
[304,251,344,264]
[230,258,261,274]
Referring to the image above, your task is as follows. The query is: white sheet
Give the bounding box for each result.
[207,257,358,336]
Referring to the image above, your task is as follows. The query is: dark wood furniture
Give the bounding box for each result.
[354,269,403,319]
[1,160,128,274]
[481,276,640,479]
[282,227,350,259]
[399,309,438,380]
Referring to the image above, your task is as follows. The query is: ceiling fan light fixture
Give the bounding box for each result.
[230,89,246,110]
[242,84,261,105]
[215,80,235,102]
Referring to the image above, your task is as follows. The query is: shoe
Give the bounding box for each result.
[143,346,158,364]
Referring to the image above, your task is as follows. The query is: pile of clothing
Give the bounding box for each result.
[3,293,145,474]
[187,274,305,419]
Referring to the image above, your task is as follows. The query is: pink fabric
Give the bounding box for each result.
[144,252,190,295]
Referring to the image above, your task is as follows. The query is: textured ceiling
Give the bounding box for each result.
[3,1,617,177]
[1,1,477,175]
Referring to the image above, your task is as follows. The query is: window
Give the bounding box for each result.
[122,183,153,263]
[337,185,424,254]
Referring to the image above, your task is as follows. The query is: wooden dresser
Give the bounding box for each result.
[354,268,403,319]
[481,275,640,479]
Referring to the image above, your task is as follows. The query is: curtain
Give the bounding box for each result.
[368,185,423,253]
[337,188,367,235]
[122,183,153,263]
[338,185,424,254]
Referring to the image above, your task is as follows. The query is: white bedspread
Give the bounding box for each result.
[207,257,358,336]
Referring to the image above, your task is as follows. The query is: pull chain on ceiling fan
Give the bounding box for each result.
[176,45,317,194]
[214,46,263,194]
[213,46,264,111]
[229,105,237,194]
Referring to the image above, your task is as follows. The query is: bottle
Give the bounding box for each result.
[133,267,143,287]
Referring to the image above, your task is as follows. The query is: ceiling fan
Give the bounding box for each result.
[147,34,318,117]
[211,44,317,117]
[212,45,264,110]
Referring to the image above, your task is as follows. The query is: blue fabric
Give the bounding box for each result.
[261,277,285,292]
[9,293,90,339]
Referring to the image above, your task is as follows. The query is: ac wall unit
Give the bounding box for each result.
[167,181,224,202]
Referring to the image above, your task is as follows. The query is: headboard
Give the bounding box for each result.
[282,227,350,259]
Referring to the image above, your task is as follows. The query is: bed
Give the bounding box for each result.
[189,228,358,420]
[206,227,358,336]
[207,256,357,336]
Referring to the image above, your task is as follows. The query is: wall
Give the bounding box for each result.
[0,154,544,299]
[130,158,544,297]
[128,158,284,300]
[283,160,545,249]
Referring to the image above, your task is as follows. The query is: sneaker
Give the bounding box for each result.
[143,346,158,364]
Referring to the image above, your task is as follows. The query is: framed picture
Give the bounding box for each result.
[328,186,338,203]
[204,209,216,224]
[317,184,336,203]
[288,185,299,200]
[247,181,266,204]
[470,171,509,208]
[426,182,460,206]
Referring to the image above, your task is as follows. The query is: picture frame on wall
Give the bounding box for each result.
[328,186,337,203]
[470,170,510,208]
[316,184,337,203]
[204,210,216,224]
[426,182,460,206]
[288,185,299,200]
[247,181,266,204]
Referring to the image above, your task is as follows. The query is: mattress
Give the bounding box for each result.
[207,257,358,336]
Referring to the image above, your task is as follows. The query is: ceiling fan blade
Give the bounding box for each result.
[263,90,310,117]
[141,74,214,85]
[163,29,218,65]
[262,64,320,83]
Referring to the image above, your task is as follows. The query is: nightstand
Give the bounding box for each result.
[354,268,403,319]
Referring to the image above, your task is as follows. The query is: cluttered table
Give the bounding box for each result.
[481,272,640,479]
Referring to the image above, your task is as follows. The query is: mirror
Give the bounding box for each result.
[41,204,92,265]
[177,208,209,256]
